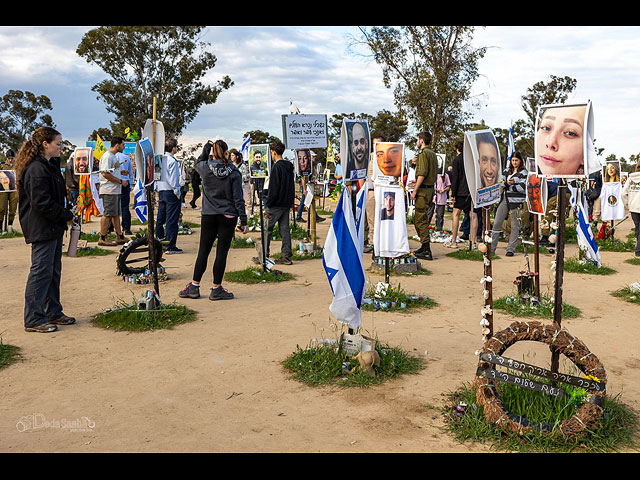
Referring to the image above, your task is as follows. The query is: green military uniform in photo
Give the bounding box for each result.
[413,146,438,244]
[0,158,18,230]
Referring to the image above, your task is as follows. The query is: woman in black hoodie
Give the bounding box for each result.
[15,127,76,333]
[179,139,247,301]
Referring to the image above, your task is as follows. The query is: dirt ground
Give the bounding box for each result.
[1,193,639,453]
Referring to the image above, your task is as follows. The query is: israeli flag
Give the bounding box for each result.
[569,184,600,266]
[507,127,515,162]
[240,136,250,161]
[133,176,148,223]
[322,182,368,330]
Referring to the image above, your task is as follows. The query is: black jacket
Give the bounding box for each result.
[265,159,295,209]
[18,156,74,244]
[450,153,470,198]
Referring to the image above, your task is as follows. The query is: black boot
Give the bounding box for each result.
[415,243,433,260]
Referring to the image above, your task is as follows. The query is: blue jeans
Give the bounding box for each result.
[156,190,181,248]
[24,237,64,328]
[120,184,131,232]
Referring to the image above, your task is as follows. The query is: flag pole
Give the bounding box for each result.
[147,96,161,297]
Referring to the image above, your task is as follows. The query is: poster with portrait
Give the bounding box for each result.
[463,129,503,208]
[340,119,370,182]
[534,101,595,179]
[248,144,270,179]
[72,147,93,175]
[436,153,446,176]
[135,137,155,187]
[0,170,16,193]
[603,160,621,183]
[154,154,163,181]
[372,142,404,186]
[526,171,548,215]
[373,184,409,258]
[295,149,313,177]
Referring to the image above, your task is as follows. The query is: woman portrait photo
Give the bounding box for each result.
[603,160,621,183]
[535,102,590,178]
[0,170,16,192]
[374,142,404,179]
[296,149,312,177]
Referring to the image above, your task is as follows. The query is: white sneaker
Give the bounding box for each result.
[7,225,14,233]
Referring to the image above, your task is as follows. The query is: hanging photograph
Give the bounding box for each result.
[437,153,446,175]
[248,144,270,179]
[463,129,503,208]
[526,171,548,215]
[373,184,409,258]
[340,119,370,181]
[137,137,155,187]
[534,101,594,179]
[372,142,404,185]
[295,149,312,177]
[73,147,93,175]
[0,170,16,193]
[603,160,621,183]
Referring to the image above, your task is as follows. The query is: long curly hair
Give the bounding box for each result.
[14,126,61,189]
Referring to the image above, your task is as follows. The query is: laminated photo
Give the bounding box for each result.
[249,144,270,179]
[463,129,502,208]
[373,142,404,185]
[0,170,16,192]
[295,149,312,177]
[137,137,155,187]
[340,119,370,181]
[534,101,594,179]
[526,171,548,215]
[73,147,93,175]
[603,160,621,183]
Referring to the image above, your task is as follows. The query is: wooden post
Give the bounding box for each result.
[384,257,390,284]
[310,196,317,249]
[259,193,267,272]
[551,181,567,375]
[483,207,494,339]
[533,214,541,298]
[147,96,160,297]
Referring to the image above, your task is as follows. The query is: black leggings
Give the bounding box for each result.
[193,214,237,285]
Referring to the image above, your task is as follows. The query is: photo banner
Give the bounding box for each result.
[372,142,404,186]
[340,119,370,182]
[463,129,503,208]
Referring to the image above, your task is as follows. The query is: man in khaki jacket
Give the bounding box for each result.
[410,132,438,260]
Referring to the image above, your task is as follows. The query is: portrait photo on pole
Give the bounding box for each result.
[534,101,594,179]
[73,147,93,175]
[295,149,313,177]
[526,170,547,215]
[136,137,155,187]
[463,129,502,208]
[603,160,621,183]
[340,119,370,181]
[373,141,404,185]
[0,170,17,192]
[374,184,409,258]
[249,144,270,179]
[437,153,446,176]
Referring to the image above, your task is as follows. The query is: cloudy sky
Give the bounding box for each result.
[1,25,639,161]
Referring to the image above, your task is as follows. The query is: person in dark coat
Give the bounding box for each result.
[265,140,295,264]
[15,127,77,333]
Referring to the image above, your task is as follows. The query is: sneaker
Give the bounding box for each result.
[363,244,373,253]
[165,247,183,254]
[275,257,293,265]
[415,244,433,260]
[297,217,306,223]
[116,234,128,245]
[178,282,200,299]
[7,225,14,233]
[506,251,514,257]
[124,230,133,236]
[209,286,234,301]
[316,216,326,223]
[49,314,76,325]
[98,236,117,246]
[460,233,469,241]
[25,323,58,333]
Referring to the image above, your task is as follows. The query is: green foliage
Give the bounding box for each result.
[0,336,20,370]
[611,286,640,305]
[64,247,115,257]
[362,282,437,312]
[564,257,616,275]
[91,302,196,332]
[282,342,424,388]
[0,230,24,239]
[224,266,293,284]
[0,89,55,152]
[446,248,500,261]
[493,295,581,319]
[624,257,640,266]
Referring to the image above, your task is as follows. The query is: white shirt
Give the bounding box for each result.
[99,150,122,195]
[155,152,181,198]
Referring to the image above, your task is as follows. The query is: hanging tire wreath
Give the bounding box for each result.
[115,234,164,276]
[473,320,607,439]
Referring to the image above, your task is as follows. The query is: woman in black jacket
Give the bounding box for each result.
[179,139,247,301]
[15,127,76,333]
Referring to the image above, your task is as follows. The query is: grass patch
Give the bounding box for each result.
[213,236,256,249]
[271,250,323,261]
[611,286,640,305]
[564,257,616,275]
[64,246,115,257]
[493,294,581,319]
[624,257,640,265]
[0,336,21,370]
[271,222,309,240]
[516,242,550,254]
[446,248,500,261]
[315,208,334,217]
[362,282,437,312]
[224,266,294,284]
[282,341,424,388]
[596,237,635,252]
[443,381,639,453]
[182,221,200,228]
[80,232,116,242]
[91,301,197,332]
[0,230,24,239]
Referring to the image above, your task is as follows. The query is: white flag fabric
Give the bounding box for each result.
[569,184,600,266]
[322,182,368,330]
[133,175,148,223]
[374,184,410,258]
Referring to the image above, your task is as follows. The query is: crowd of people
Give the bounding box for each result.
[6,126,640,333]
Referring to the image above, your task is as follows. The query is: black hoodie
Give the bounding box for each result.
[265,158,295,209]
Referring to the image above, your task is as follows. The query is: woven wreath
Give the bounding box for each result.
[473,320,606,439]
